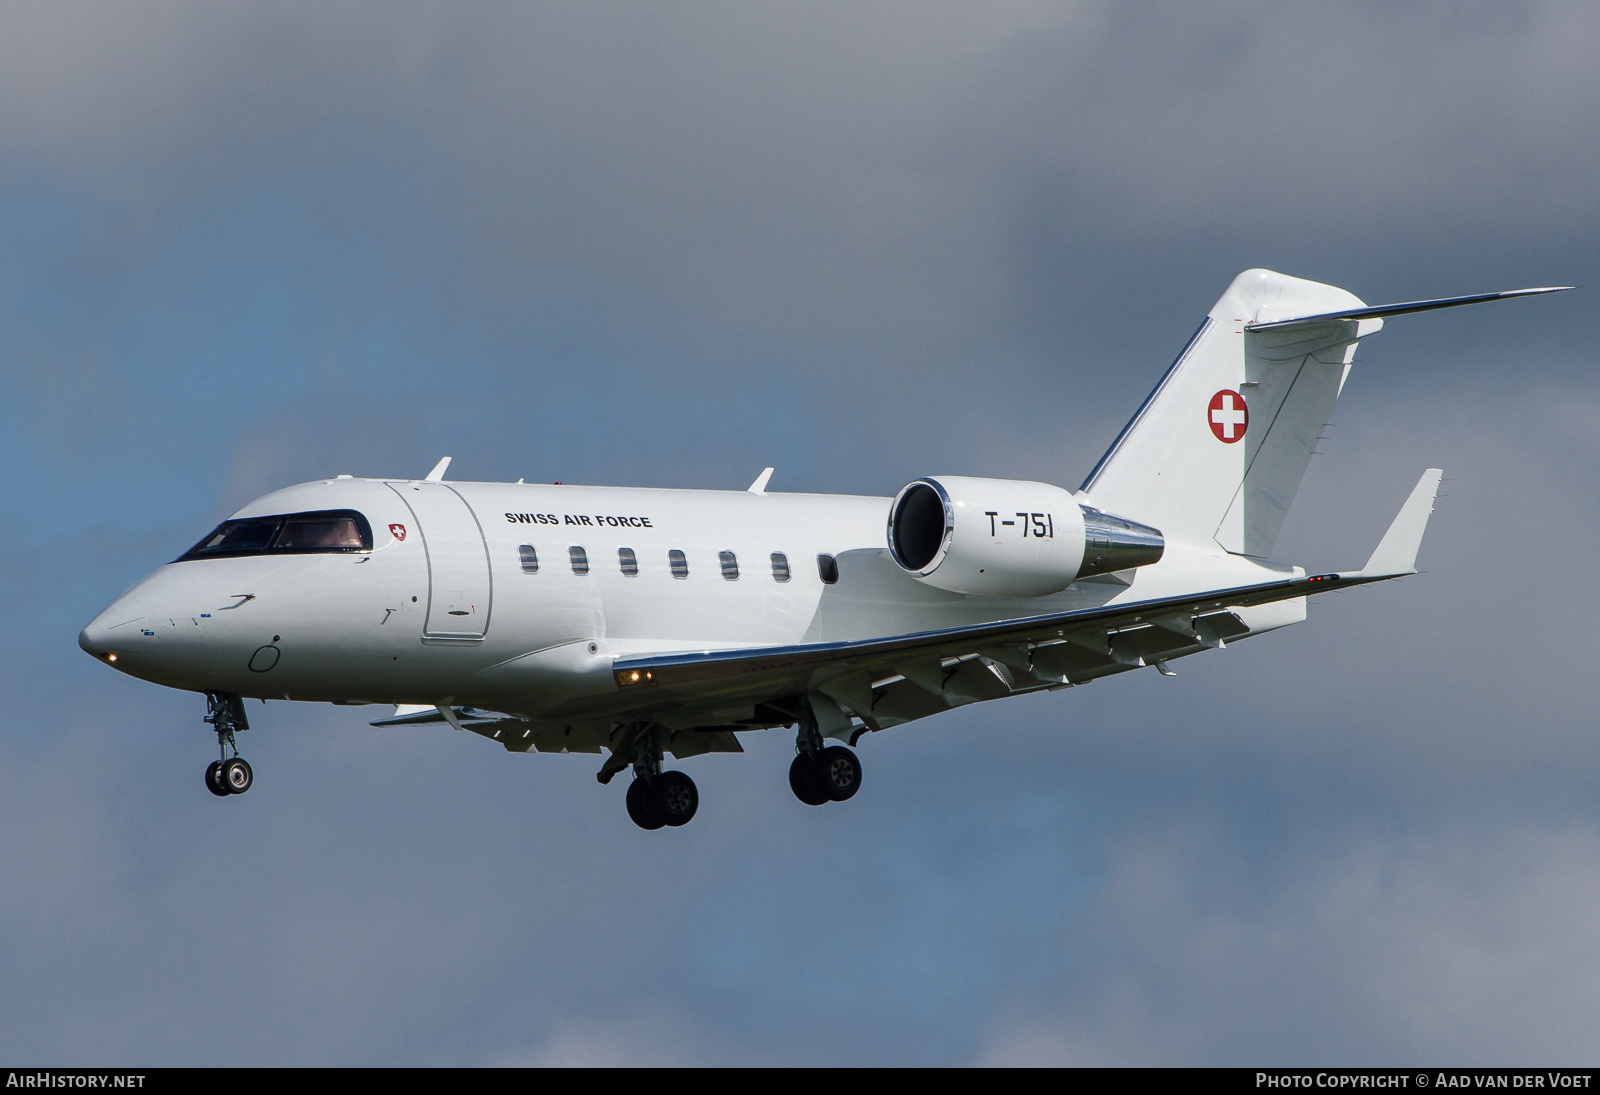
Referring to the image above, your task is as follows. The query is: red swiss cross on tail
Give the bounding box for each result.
[1208,389,1248,443]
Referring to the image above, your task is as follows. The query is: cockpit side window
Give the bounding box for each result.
[177,509,374,561]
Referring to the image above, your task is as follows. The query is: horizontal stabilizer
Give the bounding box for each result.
[1352,468,1444,578]
[1245,286,1571,332]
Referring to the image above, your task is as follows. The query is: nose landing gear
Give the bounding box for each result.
[203,693,253,797]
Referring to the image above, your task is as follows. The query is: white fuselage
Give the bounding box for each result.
[79,475,1301,721]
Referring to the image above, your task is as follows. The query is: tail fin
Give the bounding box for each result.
[1080,269,1377,558]
[1081,271,1569,558]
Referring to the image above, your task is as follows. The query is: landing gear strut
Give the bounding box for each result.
[602,722,699,829]
[789,701,862,806]
[203,693,253,797]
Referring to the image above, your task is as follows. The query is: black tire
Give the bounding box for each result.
[221,757,253,795]
[651,770,699,827]
[814,746,862,802]
[626,778,666,830]
[789,754,829,806]
[205,760,230,797]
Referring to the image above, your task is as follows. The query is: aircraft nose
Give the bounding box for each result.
[79,593,151,661]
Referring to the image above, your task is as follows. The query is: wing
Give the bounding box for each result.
[607,468,1443,737]
[608,569,1344,732]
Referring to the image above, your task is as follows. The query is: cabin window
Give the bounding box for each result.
[719,550,739,580]
[178,509,373,561]
[618,547,639,576]
[669,549,689,579]
[569,546,589,575]
[770,552,791,582]
[519,545,539,574]
[817,553,838,584]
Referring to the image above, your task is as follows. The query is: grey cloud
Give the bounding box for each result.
[974,820,1600,1065]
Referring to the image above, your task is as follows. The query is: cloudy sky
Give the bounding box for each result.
[3,0,1599,1065]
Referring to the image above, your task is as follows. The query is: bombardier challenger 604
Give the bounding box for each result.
[79,270,1568,828]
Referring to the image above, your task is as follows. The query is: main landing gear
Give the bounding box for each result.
[599,722,699,830]
[788,703,862,807]
[625,771,698,830]
[598,704,866,828]
[203,692,253,797]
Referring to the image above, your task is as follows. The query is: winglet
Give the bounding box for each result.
[424,456,452,482]
[1352,468,1444,577]
[748,467,774,494]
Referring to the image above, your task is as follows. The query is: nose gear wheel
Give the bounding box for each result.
[221,757,253,794]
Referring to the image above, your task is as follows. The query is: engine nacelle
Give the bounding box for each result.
[887,476,1163,597]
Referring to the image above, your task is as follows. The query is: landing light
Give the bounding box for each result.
[106,653,118,663]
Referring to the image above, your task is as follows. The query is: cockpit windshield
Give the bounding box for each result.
[178,509,374,561]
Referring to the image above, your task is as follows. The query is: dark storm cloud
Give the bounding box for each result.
[2,1,1598,1064]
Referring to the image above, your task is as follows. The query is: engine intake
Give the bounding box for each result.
[887,476,1163,597]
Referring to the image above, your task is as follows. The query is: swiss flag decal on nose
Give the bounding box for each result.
[1208,389,1248,443]
[389,523,407,541]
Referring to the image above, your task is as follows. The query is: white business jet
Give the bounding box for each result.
[80,270,1568,829]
